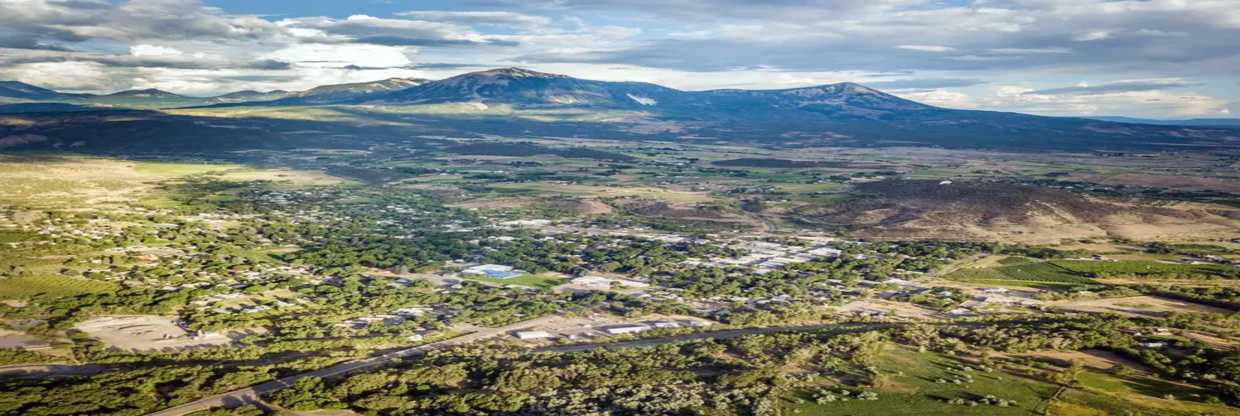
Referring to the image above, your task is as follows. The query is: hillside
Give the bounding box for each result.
[795,180,1240,244]
[0,81,74,101]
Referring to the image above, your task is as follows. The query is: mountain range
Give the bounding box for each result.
[1088,116,1240,128]
[1,67,1237,151]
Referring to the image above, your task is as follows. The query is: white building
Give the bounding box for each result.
[604,324,652,335]
[514,330,554,340]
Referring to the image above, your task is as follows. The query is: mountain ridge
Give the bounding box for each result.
[2,68,1237,152]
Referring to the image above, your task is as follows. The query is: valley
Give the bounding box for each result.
[0,68,1237,416]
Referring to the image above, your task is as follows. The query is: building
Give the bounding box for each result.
[514,330,554,340]
[462,264,524,279]
[603,324,652,335]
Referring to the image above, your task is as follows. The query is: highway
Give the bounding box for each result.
[145,320,893,415]
[144,315,562,416]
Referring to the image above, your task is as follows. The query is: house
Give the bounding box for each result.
[514,330,554,340]
[808,247,842,257]
[462,264,524,279]
[945,308,972,317]
[651,321,680,329]
[603,324,652,335]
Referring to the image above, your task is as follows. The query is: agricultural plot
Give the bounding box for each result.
[0,276,116,299]
[784,344,1240,416]
[1051,370,1240,416]
[1048,295,1232,317]
[1050,260,1239,279]
[944,261,1097,289]
[783,344,1056,415]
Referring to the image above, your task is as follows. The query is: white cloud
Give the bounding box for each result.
[394,11,549,28]
[129,44,183,57]
[896,45,956,53]
[0,60,123,92]
[1074,31,1110,41]
[985,83,1229,117]
[263,43,413,68]
[893,89,978,108]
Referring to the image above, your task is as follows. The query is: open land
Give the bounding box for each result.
[0,124,1237,416]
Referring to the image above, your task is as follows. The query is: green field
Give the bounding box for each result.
[944,261,1097,289]
[0,276,117,298]
[1050,260,1238,279]
[783,344,1055,415]
[1050,370,1240,416]
[0,230,39,244]
[782,344,1240,416]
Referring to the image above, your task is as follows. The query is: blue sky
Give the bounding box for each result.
[2,0,1238,118]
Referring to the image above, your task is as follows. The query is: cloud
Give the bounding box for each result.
[1074,31,1111,41]
[1027,79,1204,95]
[865,78,987,90]
[0,60,126,92]
[129,44,183,57]
[394,11,549,27]
[988,84,1230,117]
[896,45,955,53]
[280,14,515,48]
[352,36,516,47]
[0,0,1236,117]
[263,43,413,68]
[503,0,1240,77]
[405,62,490,70]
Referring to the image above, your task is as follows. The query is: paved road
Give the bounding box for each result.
[145,315,562,416]
[146,320,894,416]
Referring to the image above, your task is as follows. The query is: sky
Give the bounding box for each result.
[1,0,1238,118]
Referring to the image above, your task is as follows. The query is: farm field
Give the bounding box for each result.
[784,344,1240,416]
[942,261,1098,289]
[0,276,116,299]
[783,344,1054,415]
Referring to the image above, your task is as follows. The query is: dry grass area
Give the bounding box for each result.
[1076,173,1240,194]
[0,155,166,209]
[801,180,1240,244]
[74,315,235,352]
[1002,349,1151,372]
[1048,295,1231,317]
[0,328,50,350]
[0,156,345,209]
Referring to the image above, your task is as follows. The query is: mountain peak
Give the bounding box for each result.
[459,67,564,79]
[0,80,65,100]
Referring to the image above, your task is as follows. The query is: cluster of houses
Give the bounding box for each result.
[681,237,844,274]
[336,306,446,330]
